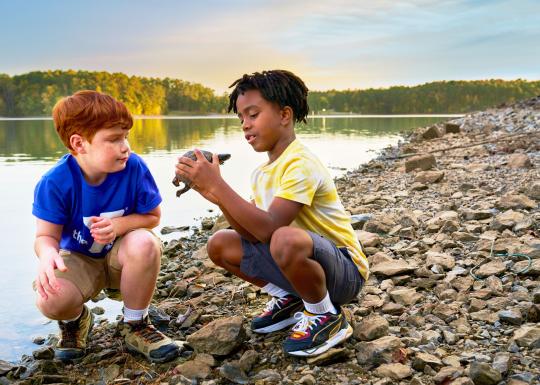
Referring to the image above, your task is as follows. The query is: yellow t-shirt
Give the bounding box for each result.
[250,139,369,280]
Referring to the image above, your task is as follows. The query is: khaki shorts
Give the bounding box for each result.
[44,230,161,302]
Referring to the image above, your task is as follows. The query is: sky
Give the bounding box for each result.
[0,0,538,93]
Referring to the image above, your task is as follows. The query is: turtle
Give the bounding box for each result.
[172,150,231,197]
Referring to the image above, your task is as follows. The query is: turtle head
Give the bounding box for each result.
[217,153,231,164]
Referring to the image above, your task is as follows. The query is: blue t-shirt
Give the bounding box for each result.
[32,153,162,258]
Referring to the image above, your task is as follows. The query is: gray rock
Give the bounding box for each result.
[507,153,532,169]
[422,125,443,140]
[468,361,502,385]
[356,230,381,247]
[412,352,443,371]
[498,309,523,325]
[219,362,249,384]
[32,346,55,360]
[434,367,463,384]
[175,359,212,380]
[445,122,461,133]
[492,352,511,375]
[405,154,437,172]
[497,194,537,210]
[355,336,404,367]
[0,360,15,376]
[390,288,421,305]
[426,252,456,270]
[238,350,259,373]
[186,316,246,355]
[513,325,540,348]
[371,260,417,277]
[353,314,389,341]
[414,170,445,184]
[375,363,412,379]
[475,260,506,278]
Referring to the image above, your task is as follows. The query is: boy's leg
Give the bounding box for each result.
[35,251,104,362]
[207,229,267,287]
[111,229,179,363]
[114,229,161,309]
[269,227,326,303]
[208,229,304,333]
[36,278,84,321]
[269,226,363,357]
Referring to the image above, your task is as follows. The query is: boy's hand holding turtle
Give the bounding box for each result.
[175,149,229,203]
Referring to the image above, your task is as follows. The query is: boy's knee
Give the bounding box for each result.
[270,227,311,266]
[207,230,229,263]
[36,296,62,319]
[36,288,81,320]
[122,230,161,264]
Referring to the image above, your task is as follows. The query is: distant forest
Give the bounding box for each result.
[0,70,538,116]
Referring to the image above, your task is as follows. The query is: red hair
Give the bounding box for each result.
[52,90,133,153]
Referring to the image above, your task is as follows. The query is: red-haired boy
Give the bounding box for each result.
[32,90,178,363]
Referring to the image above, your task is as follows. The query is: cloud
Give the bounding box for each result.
[0,0,538,92]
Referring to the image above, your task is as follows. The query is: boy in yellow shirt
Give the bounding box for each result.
[175,70,368,357]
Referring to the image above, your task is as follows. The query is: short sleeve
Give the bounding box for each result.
[135,159,162,213]
[32,177,68,224]
[274,160,320,206]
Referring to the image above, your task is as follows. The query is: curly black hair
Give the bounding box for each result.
[228,70,309,124]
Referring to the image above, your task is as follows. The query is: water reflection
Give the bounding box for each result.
[0,116,443,162]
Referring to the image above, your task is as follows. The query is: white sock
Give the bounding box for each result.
[123,306,148,323]
[261,283,291,298]
[303,292,337,314]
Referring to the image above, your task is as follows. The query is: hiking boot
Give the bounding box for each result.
[55,305,94,362]
[282,309,353,357]
[251,294,304,334]
[118,315,179,363]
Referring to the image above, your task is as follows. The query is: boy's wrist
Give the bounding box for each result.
[209,178,226,201]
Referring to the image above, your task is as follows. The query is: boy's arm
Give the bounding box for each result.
[218,201,259,242]
[178,150,303,243]
[214,182,302,243]
[89,206,161,244]
[34,219,67,299]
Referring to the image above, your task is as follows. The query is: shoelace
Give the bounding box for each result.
[131,323,165,343]
[291,312,324,335]
[264,296,287,312]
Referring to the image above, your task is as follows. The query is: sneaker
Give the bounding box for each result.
[55,305,94,362]
[282,309,353,357]
[251,294,304,334]
[118,315,179,363]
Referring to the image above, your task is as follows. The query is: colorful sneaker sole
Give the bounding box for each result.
[285,324,353,357]
[252,316,299,334]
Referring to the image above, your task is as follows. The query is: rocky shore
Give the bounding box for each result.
[1,97,539,385]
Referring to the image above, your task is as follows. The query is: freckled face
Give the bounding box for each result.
[236,90,285,154]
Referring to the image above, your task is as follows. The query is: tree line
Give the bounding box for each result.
[0,70,538,117]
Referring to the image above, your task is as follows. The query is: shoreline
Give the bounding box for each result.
[1,98,538,384]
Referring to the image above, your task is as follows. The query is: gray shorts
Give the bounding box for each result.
[240,231,364,305]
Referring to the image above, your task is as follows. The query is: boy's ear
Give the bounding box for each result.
[281,106,293,125]
[69,134,86,154]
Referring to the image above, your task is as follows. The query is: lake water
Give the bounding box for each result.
[0,115,450,362]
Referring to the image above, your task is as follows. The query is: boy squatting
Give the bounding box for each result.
[32,90,179,363]
[175,70,369,357]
